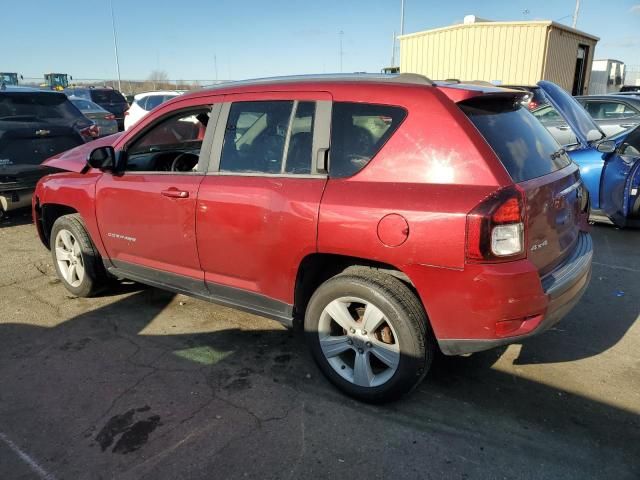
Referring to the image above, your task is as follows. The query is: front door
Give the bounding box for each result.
[96,104,216,290]
[196,92,331,314]
[601,126,640,223]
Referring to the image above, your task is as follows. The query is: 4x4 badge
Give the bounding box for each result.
[35,129,51,136]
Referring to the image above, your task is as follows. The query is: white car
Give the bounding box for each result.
[124,91,183,130]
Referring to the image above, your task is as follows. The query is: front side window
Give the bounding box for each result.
[329,102,406,178]
[125,108,210,172]
[220,100,316,174]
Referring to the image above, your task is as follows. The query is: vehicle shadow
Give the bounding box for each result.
[513,223,639,365]
[0,288,637,479]
[0,207,33,228]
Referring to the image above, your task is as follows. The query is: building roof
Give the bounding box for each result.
[398,19,599,42]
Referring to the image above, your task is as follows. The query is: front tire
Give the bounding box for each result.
[50,214,108,297]
[304,270,434,403]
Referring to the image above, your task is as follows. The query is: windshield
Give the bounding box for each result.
[1,73,18,84]
[49,74,68,88]
[461,97,572,182]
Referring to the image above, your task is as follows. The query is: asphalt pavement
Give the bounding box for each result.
[0,211,638,479]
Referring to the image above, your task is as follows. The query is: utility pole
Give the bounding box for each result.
[400,0,405,36]
[110,0,122,92]
[572,0,580,28]
[339,30,344,73]
[391,31,396,67]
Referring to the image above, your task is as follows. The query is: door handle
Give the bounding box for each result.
[161,188,189,198]
[558,124,570,130]
[620,123,635,129]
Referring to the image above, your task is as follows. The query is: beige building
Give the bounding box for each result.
[399,16,599,95]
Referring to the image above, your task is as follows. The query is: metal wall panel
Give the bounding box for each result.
[542,27,598,93]
[399,21,598,91]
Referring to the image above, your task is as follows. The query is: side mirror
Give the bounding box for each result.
[87,146,116,171]
[596,140,616,154]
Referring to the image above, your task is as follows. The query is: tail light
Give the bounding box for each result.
[80,124,100,139]
[527,101,539,110]
[124,110,129,116]
[466,185,527,263]
[105,113,116,121]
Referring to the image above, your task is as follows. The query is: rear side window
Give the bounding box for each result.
[461,98,571,182]
[329,102,406,178]
[144,95,174,111]
[90,89,126,104]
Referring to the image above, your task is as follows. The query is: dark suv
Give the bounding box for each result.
[34,74,592,402]
[65,87,128,130]
[0,86,95,217]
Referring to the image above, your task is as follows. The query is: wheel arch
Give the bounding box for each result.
[38,203,80,249]
[293,253,423,323]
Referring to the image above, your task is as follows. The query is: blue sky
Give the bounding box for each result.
[4,0,640,81]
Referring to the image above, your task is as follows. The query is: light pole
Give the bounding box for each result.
[572,0,580,28]
[110,0,122,92]
[339,30,344,73]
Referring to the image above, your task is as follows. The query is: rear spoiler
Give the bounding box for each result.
[435,83,530,104]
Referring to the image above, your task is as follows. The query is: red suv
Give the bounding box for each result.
[33,74,592,402]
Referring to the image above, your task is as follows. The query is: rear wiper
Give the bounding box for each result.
[550,148,566,160]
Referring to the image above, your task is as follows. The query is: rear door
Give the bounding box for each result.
[461,96,588,275]
[601,125,640,222]
[196,92,331,309]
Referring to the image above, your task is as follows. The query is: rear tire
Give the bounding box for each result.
[304,269,434,403]
[50,214,108,297]
[633,196,640,218]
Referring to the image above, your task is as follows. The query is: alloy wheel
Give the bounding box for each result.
[55,229,85,288]
[317,297,400,388]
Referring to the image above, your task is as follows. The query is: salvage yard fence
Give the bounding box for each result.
[19,77,230,95]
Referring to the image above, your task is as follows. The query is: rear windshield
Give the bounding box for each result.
[90,89,126,104]
[461,98,571,182]
[0,92,84,122]
[71,98,102,112]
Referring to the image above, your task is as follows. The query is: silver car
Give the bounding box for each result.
[69,97,118,137]
[533,94,640,145]
[576,95,640,138]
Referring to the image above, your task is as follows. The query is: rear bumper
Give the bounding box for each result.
[0,188,35,213]
[438,232,593,355]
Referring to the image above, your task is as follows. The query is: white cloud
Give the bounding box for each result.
[631,4,640,14]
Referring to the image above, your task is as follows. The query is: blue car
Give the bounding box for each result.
[538,81,640,228]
